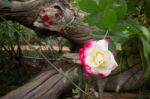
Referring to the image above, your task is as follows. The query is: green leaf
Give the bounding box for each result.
[110,32,128,43]
[90,32,105,39]
[78,0,99,13]
[112,22,127,32]
[98,0,114,11]
[84,13,101,26]
[141,38,150,59]
[113,0,127,19]
[115,43,122,51]
[140,26,150,40]
[101,8,117,30]
[94,91,99,98]
[126,0,139,14]
[124,19,141,33]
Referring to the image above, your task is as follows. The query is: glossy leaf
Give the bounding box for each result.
[78,0,99,13]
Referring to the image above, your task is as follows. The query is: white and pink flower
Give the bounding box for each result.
[79,39,118,77]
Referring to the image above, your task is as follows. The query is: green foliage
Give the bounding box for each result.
[78,0,127,30]
[76,0,150,76]
[78,0,99,13]
[0,21,35,46]
[0,21,37,96]
[101,8,117,29]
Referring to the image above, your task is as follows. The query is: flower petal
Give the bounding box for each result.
[97,69,112,77]
[83,40,97,56]
[96,39,109,51]
[85,56,97,67]
[84,40,96,49]
[90,66,111,76]
[110,52,118,70]
[80,48,92,75]
[111,51,116,57]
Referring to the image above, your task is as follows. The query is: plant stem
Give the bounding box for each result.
[104,30,109,39]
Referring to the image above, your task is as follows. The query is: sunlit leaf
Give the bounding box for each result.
[140,26,150,40]
[115,43,122,51]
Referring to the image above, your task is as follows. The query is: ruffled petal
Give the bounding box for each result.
[96,39,109,51]
[83,40,96,49]
[85,56,97,67]
[80,48,92,76]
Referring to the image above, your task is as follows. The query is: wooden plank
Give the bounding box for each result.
[1,61,79,99]
[1,70,58,99]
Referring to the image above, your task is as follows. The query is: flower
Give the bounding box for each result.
[60,28,65,33]
[79,39,118,77]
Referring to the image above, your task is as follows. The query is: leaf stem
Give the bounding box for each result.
[104,29,109,39]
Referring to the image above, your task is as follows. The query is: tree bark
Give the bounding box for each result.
[1,60,79,99]
[0,0,91,46]
[1,55,144,99]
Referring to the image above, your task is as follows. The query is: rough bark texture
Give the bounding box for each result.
[0,0,91,45]
[1,60,79,99]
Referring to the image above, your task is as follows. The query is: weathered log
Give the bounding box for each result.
[103,92,150,99]
[1,60,79,99]
[1,54,144,99]
[0,0,91,46]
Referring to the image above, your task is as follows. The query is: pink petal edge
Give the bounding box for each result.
[79,40,96,76]
[83,40,96,49]
[97,73,109,77]
[111,51,116,57]
[79,39,118,77]
[112,63,118,70]
[104,37,110,44]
